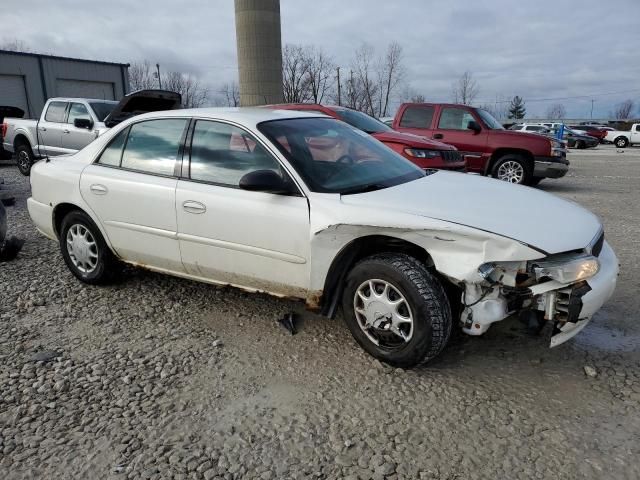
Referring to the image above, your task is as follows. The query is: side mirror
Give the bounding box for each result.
[74,118,93,129]
[467,120,481,134]
[239,170,294,195]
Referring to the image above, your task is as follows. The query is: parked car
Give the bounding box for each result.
[568,125,608,143]
[508,124,553,135]
[267,104,466,171]
[392,103,567,186]
[27,108,618,367]
[556,127,599,149]
[0,106,24,160]
[2,90,182,176]
[379,116,394,126]
[604,123,640,148]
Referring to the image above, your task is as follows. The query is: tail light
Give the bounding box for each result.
[0,122,7,139]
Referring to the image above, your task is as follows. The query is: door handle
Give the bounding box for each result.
[63,129,70,134]
[90,184,108,195]
[182,200,206,214]
[39,127,47,132]
[433,133,444,139]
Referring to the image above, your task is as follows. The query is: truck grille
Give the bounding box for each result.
[441,150,462,163]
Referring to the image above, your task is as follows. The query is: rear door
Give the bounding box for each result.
[80,118,189,272]
[38,101,68,156]
[395,105,435,137]
[62,102,98,153]
[431,106,488,173]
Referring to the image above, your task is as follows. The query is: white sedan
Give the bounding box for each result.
[28,108,618,367]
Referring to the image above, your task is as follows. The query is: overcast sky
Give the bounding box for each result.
[3,0,639,118]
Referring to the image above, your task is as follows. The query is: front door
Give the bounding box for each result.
[80,118,189,272]
[63,102,97,153]
[432,107,488,173]
[632,124,640,144]
[176,119,310,295]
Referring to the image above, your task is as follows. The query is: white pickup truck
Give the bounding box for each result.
[605,123,640,148]
[2,90,181,175]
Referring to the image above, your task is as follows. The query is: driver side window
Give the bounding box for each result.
[189,120,283,187]
[437,108,476,130]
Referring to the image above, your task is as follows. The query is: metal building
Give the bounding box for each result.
[0,50,129,118]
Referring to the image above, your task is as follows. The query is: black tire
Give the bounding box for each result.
[576,140,585,149]
[614,137,629,148]
[529,176,543,186]
[59,211,118,284]
[491,154,532,185]
[15,143,34,176]
[342,253,452,368]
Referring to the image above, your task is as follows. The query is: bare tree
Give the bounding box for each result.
[305,47,335,104]
[219,81,240,107]
[0,38,32,52]
[546,103,567,119]
[282,44,312,103]
[351,43,379,115]
[377,42,404,117]
[452,71,479,105]
[128,61,157,91]
[613,99,634,119]
[162,71,209,108]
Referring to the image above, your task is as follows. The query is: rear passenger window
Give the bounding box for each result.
[399,106,434,128]
[97,128,128,167]
[44,102,68,123]
[121,119,188,175]
[189,120,282,187]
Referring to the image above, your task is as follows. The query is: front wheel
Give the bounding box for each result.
[342,254,452,367]
[492,155,532,185]
[59,211,118,284]
[15,144,34,176]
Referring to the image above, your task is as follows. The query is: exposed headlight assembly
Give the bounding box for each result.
[531,253,599,284]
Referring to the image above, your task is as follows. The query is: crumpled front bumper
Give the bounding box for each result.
[550,241,618,347]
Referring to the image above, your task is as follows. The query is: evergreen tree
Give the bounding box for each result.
[508,96,526,119]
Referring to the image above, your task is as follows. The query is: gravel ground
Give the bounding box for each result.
[1,145,640,479]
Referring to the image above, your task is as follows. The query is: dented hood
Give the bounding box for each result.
[340,171,602,254]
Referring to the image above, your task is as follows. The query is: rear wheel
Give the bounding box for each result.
[615,137,629,148]
[492,154,532,185]
[15,143,34,176]
[576,140,586,149]
[342,253,452,367]
[59,211,118,284]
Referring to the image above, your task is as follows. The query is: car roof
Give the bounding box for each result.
[126,107,328,128]
[48,98,118,103]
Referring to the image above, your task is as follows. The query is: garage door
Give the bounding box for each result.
[0,74,30,116]
[56,79,115,100]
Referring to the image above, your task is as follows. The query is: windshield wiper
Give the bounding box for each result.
[340,183,388,195]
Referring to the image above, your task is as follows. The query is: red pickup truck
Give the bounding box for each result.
[393,103,568,185]
[269,104,466,172]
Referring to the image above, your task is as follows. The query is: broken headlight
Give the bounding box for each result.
[531,254,599,284]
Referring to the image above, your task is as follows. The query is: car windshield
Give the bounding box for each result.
[476,109,504,130]
[332,108,392,134]
[258,117,425,194]
[89,101,118,121]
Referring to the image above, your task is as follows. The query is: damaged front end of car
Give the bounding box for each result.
[458,230,618,346]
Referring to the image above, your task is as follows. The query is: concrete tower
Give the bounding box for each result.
[234,0,284,106]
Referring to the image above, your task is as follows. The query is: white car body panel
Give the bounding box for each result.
[27,107,619,350]
[605,124,640,145]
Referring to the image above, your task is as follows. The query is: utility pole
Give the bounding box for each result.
[590,99,594,119]
[336,67,341,106]
[156,63,162,89]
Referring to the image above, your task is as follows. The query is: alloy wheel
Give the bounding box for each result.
[497,160,525,183]
[17,150,30,171]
